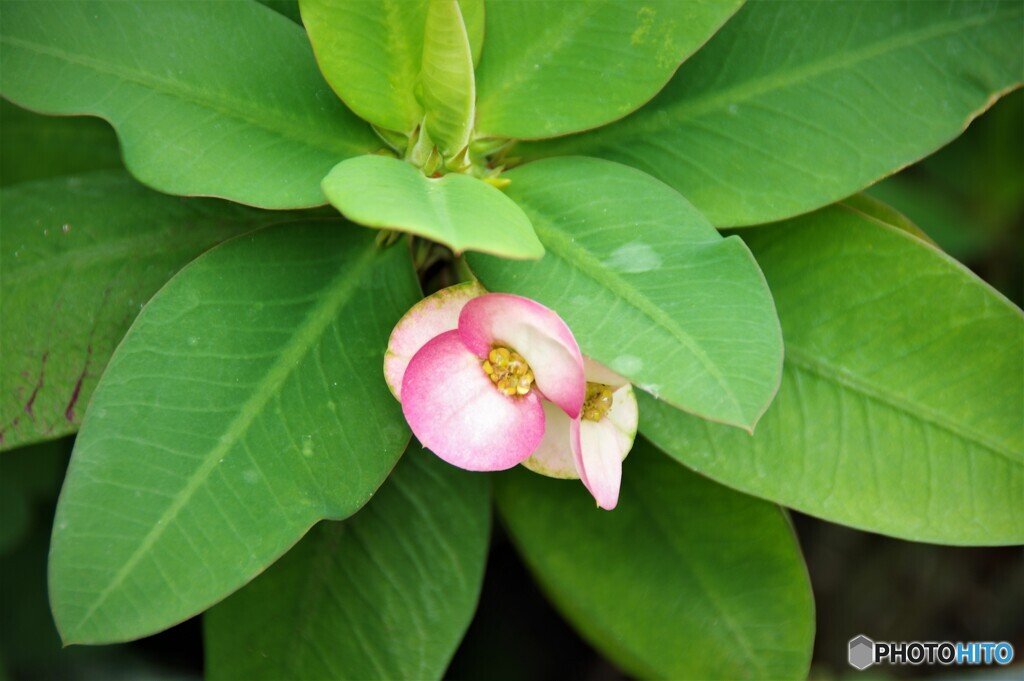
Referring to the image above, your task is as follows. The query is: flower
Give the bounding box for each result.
[384,283,638,509]
[523,359,638,510]
[385,283,585,471]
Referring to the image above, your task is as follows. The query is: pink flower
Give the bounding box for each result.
[385,283,585,471]
[384,283,638,510]
[523,359,639,510]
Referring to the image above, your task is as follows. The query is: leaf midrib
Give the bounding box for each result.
[0,34,369,158]
[784,345,1021,464]
[513,198,748,426]
[569,7,1014,148]
[69,241,382,636]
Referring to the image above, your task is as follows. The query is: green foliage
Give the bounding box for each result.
[205,445,490,680]
[641,204,1024,545]
[300,0,483,140]
[322,154,542,258]
[0,0,379,208]
[522,0,1024,226]
[49,223,420,643]
[0,100,121,186]
[0,0,1020,677]
[474,0,744,139]
[496,440,814,680]
[469,157,781,430]
[0,172,287,451]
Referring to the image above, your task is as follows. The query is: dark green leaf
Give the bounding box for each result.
[641,203,1024,545]
[0,100,121,186]
[0,1,379,208]
[496,440,814,680]
[469,157,781,430]
[1,172,287,452]
[522,0,1024,226]
[205,444,490,681]
[475,0,744,139]
[49,223,421,643]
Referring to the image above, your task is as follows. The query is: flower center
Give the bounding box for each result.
[483,346,534,396]
[582,382,615,422]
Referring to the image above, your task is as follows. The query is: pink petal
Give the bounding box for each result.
[458,294,585,418]
[522,401,577,478]
[584,357,630,388]
[384,281,487,401]
[401,330,545,471]
[570,384,639,510]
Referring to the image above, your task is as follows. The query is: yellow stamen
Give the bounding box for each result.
[483,345,533,397]
[582,382,615,422]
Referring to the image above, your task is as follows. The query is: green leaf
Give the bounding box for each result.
[300,0,483,138]
[419,0,475,162]
[322,154,543,259]
[0,100,121,186]
[641,203,1024,545]
[840,194,937,247]
[474,0,744,139]
[49,223,421,643]
[521,0,1024,226]
[0,172,287,452]
[468,157,781,430]
[496,440,814,680]
[205,444,490,681]
[0,0,379,208]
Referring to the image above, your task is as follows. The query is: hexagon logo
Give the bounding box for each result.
[849,635,875,670]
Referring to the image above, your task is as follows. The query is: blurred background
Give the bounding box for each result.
[1,88,1021,680]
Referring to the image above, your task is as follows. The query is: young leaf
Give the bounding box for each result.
[205,445,490,681]
[0,1,379,208]
[641,203,1024,545]
[300,0,484,137]
[467,157,782,431]
[0,100,121,186]
[474,0,744,139]
[0,172,290,452]
[522,0,1024,226]
[496,440,814,680]
[419,0,475,162]
[49,223,421,644]
[322,154,543,259]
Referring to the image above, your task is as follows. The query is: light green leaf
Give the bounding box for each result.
[475,0,744,140]
[0,1,379,208]
[641,203,1024,545]
[841,194,937,246]
[300,0,483,138]
[522,0,1024,226]
[496,440,814,680]
[0,172,288,452]
[322,154,543,259]
[419,0,475,162]
[49,223,421,643]
[0,100,121,186]
[468,157,781,430]
[205,444,490,681]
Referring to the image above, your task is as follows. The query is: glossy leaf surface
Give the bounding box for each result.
[641,204,1024,544]
[475,0,744,139]
[0,1,378,208]
[205,446,490,681]
[0,172,283,451]
[49,223,420,643]
[301,0,483,136]
[468,157,781,430]
[420,0,475,160]
[322,154,543,259]
[523,0,1024,226]
[0,100,121,186]
[497,440,814,679]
